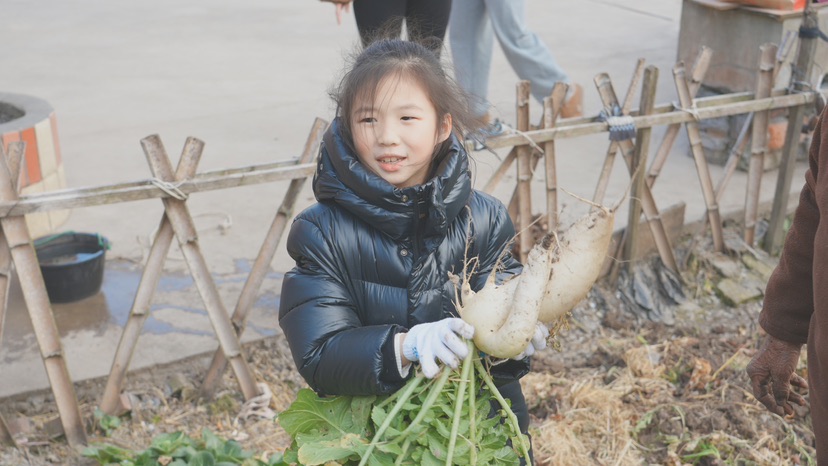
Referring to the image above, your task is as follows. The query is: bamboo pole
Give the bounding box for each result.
[0,142,87,447]
[99,137,205,415]
[0,159,315,217]
[200,117,328,398]
[515,81,533,263]
[766,7,820,254]
[745,44,777,246]
[542,83,568,231]
[0,141,23,448]
[623,66,659,275]
[0,141,23,361]
[673,63,725,252]
[647,47,712,189]
[715,33,794,202]
[594,76,680,275]
[477,90,817,151]
[507,84,567,226]
[141,135,260,401]
[593,59,646,205]
[482,148,517,195]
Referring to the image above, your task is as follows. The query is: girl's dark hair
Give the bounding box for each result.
[330,39,481,156]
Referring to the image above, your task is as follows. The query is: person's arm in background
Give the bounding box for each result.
[747,107,827,416]
[319,0,351,25]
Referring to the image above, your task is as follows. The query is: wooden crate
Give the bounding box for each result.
[678,0,828,93]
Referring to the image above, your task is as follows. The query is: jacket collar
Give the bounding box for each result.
[313,118,472,242]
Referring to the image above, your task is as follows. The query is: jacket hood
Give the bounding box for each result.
[313,118,472,243]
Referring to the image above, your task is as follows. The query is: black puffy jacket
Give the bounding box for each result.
[279,119,528,398]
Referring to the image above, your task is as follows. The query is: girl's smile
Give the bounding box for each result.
[351,74,452,188]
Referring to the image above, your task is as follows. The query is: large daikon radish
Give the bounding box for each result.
[457,235,556,359]
[538,203,615,323]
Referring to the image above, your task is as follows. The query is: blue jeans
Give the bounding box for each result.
[449,0,570,118]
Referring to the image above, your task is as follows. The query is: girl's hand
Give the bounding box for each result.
[401,318,475,378]
[511,323,549,360]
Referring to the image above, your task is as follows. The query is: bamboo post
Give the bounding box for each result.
[99,137,205,415]
[507,84,567,228]
[715,115,753,201]
[0,142,87,447]
[715,35,794,202]
[515,81,533,262]
[141,135,260,401]
[623,66,659,274]
[766,7,819,254]
[593,59,646,204]
[647,47,712,189]
[745,44,777,246]
[673,62,726,253]
[542,83,568,231]
[0,141,23,448]
[200,118,328,398]
[0,141,23,361]
[594,75,680,274]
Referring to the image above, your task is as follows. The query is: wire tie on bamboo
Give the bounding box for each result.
[493,121,545,154]
[598,105,636,141]
[674,101,701,121]
[151,178,188,200]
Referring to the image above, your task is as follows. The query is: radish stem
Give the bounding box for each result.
[446,341,474,465]
[394,367,453,441]
[358,373,425,466]
[474,358,531,462]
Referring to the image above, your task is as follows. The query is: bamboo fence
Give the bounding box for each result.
[0,20,825,445]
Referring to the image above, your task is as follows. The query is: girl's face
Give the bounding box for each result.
[350,74,452,189]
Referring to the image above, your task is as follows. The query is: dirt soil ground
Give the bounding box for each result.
[0,221,817,466]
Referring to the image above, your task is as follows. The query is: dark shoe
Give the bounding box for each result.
[560,84,583,119]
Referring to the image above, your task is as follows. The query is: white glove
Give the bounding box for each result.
[512,323,549,360]
[402,318,475,378]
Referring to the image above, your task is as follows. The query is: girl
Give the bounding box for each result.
[278,39,544,462]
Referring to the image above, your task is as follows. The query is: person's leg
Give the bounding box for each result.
[405,0,452,57]
[352,0,405,47]
[448,0,494,119]
[485,0,569,105]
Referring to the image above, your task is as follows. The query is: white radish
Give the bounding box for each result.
[455,198,616,359]
[538,203,615,323]
[457,235,556,359]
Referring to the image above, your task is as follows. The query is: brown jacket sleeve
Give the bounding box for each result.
[758,108,825,344]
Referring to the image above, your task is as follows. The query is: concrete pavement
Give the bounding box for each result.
[0,0,810,399]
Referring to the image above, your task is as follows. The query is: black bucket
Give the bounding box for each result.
[34,232,109,303]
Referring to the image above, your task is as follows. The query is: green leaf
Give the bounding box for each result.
[296,432,364,465]
[278,389,373,439]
